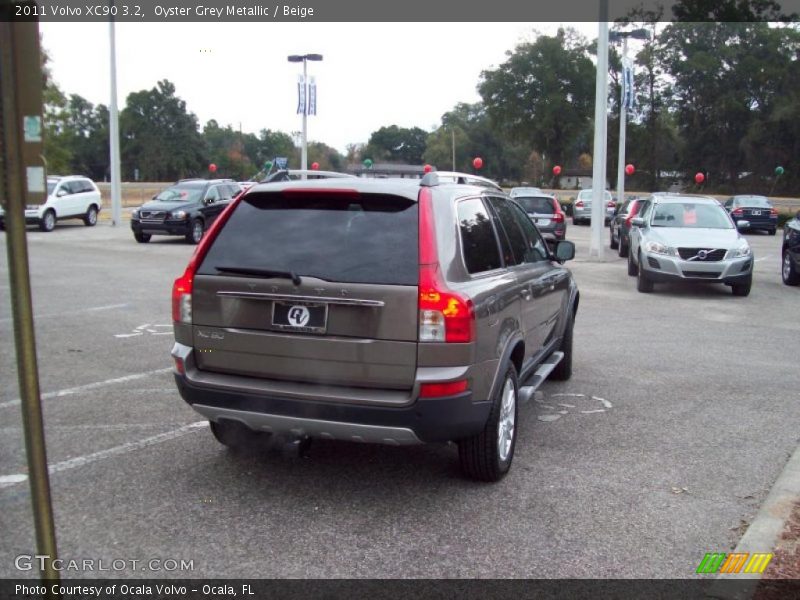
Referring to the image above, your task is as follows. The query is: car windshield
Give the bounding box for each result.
[735,196,771,208]
[651,203,733,229]
[515,196,555,213]
[154,186,203,203]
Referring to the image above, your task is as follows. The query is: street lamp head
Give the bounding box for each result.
[630,28,650,40]
[287,55,304,62]
[305,54,323,61]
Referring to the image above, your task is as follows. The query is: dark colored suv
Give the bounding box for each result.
[170,173,579,481]
[131,179,242,244]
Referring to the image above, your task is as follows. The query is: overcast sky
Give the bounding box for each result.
[39,22,598,153]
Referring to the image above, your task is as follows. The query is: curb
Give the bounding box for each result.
[707,441,800,599]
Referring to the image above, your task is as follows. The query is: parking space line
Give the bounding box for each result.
[0,303,130,324]
[0,368,172,410]
[0,421,208,490]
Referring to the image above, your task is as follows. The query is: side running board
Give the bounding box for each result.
[518,351,564,405]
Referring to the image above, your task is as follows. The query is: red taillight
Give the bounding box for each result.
[625,201,640,228]
[171,195,242,323]
[419,379,469,398]
[607,201,616,208]
[732,208,743,216]
[575,200,584,208]
[418,187,474,343]
[770,208,778,216]
[173,355,186,376]
[553,211,564,223]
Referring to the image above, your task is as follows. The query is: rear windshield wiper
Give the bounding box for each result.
[215,266,302,286]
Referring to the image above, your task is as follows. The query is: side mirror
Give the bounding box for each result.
[56,189,67,197]
[631,217,645,228]
[736,220,750,229]
[554,240,575,263]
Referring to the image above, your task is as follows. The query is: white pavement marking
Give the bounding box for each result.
[0,421,208,490]
[115,324,172,338]
[550,393,586,398]
[593,396,613,408]
[581,409,607,414]
[0,368,173,410]
[0,303,129,324]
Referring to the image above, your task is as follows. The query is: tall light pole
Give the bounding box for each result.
[288,54,322,178]
[589,2,610,258]
[108,10,122,226]
[610,28,650,214]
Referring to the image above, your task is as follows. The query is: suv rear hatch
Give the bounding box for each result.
[190,189,419,391]
[514,195,558,227]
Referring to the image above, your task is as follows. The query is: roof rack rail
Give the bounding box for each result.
[420,171,502,191]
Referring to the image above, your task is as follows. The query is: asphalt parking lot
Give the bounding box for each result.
[0,221,797,579]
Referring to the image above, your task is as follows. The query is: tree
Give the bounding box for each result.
[306,141,345,171]
[120,80,205,181]
[659,22,800,191]
[478,28,596,170]
[363,125,429,164]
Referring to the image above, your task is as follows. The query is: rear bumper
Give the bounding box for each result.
[732,215,777,230]
[175,373,491,445]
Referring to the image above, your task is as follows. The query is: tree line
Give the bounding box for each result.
[43,5,800,194]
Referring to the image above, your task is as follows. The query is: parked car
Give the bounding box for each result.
[782,210,800,286]
[0,175,101,232]
[609,197,649,257]
[261,169,357,183]
[170,172,579,482]
[130,179,241,244]
[572,189,615,225]
[723,195,778,235]
[510,189,567,244]
[627,194,753,296]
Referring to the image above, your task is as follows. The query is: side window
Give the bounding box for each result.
[457,198,502,274]
[205,186,221,203]
[79,179,94,193]
[217,185,232,201]
[508,202,550,263]
[638,201,653,222]
[61,182,77,195]
[487,196,528,266]
[724,199,733,209]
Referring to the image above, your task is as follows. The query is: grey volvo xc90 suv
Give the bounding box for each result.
[171,172,580,481]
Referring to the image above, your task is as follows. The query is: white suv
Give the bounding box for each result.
[0,175,102,232]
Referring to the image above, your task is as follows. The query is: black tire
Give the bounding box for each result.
[769,228,777,236]
[636,253,654,293]
[572,217,579,226]
[618,235,629,258]
[627,247,638,276]
[83,205,98,226]
[550,310,574,381]
[186,219,204,244]
[458,365,519,482]
[39,209,56,232]
[610,226,618,249]
[731,276,752,297]
[209,420,268,452]
[783,250,800,286]
[134,232,151,243]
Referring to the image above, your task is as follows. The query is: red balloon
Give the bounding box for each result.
[311,162,320,170]
[552,165,562,176]
[472,157,483,170]
[625,164,635,176]
[208,163,217,173]
[423,164,432,174]
[694,172,705,184]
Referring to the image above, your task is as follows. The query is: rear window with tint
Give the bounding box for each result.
[514,196,556,214]
[198,192,418,285]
